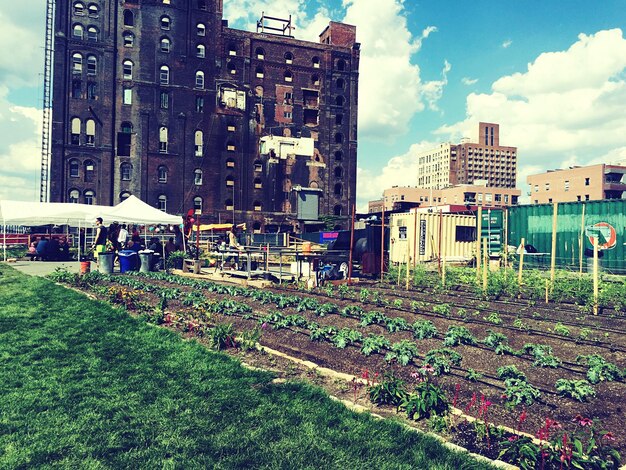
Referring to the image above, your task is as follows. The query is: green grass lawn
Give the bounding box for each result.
[0,265,493,469]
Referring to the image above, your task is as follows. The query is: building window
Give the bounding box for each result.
[197,0,206,9]
[160,65,170,85]
[195,71,204,88]
[117,122,132,156]
[312,74,320,86]
[69,189,80,203]
[87,82,97,100]
[335,95,344,106]
[284,52,293,64]
[194,169,202,185]
[71,79,81,98]
[71,117,81,144]
[160,91,169,109]
[253,160,262,171]
[227,123,236,132]
[284,71,293,82]
[84,160,95,181]
[72,53,83,73]
[194,130,203,156]
[123,10,134,27]
[336,59,346,71]
[255,47,265,60]
[160,16,171,30]
[227,61,236,74]
[84,190,95,205]
[86,55,97,75]
[255,66,264,78]
[585,194,590,201]
[253,201,262,211]
[195,96,204,113]
[88,4,99,17]
[334,133,343,144]
[193,196,203,213]
[196,44,205,58]
[226,141,235,151]
[334,150,342,161]
[577,195,582,202]
[564,180,570,192]
[334,167,343,178]
[120,163,132,181]
[123,60,133,79]
[334,183,342,196]
[225,199,233,210]
[226,158,235,168]
[159,126,168,153]
[254,178,262,189]
[85,119,96,146]
[69,160,80,177]
[160,37,171,53]
[120,191,131,201]
[197,23,205,36]
[157,195,167,211]
[123,32,134,47]
[336,78,344,89]
[312,56,320,68]
[228,44,236,56]
[72,23,84,39]
[335,114,343,125]
[283,111,292,119]
[73,2,85,15]
[585,177,590,186]
[87,26,98,41]
[495,193,502,203]
[534,184,538,193]
[333,205,342,216]
[158,165,168,183]
[226,175,234,186]
[545,182,550,191]
[123,88,132,105]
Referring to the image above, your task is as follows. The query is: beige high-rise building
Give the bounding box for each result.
[416,122,517,189]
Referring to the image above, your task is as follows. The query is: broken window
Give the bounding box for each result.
[160,37,171,53]
[194,169,203,185]
[333,205,342,216]
[72,53,83,73]
[123,60,133,79]
[312,74,320,86]
[69,189,80,203]
[88,4,99,17]
[226,158,235,168]
[69,160,79,177]
[161,16,171,30]
[303,109,318,126]
[303,89,319,107]
[253,201,262,211]
[255,66,264,78]
[334,132,343,144]
[334,167,343,178]
[117,122,132,156]
[159,126,168,153]
[86,55,97,75]
[123,32,134,47]
[196,44,205,58]
[224,199,233,210]
[160,65,170,84]
[255,47,265,60]
[312,56,320,68]
[225,175,234,187]
[73,23,84,39]
[71,79,82,98]
[284,71,293,82]
[226,141,236,151]
[195,96,204,112]
[227,123,236,132]
[283,111,292,120]
[284,52,293,64]
[160,91,169,109]
[87,26,98,41]
[218,87,246,111]
[193,196,202,213]
[194,130,203,156]
[120,192,131,202]
[253,160,262,172]
[197,23,206,36]
[195,70,204,88]
[84,160,95,181]
[123,10,134,27]
[335,95,344,106]
[71,117,81,144]
[336,59,345,71]
[228,44,237,56]
[158,165,168,183]
[73,2,85,15]
[254,178,262,189]
[120,163,132,181]
[227,61,236,74]
[85,119,96,146]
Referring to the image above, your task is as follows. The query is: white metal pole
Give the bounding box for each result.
[3,220,6,262]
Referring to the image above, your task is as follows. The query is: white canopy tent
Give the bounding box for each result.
[1,197,182,261]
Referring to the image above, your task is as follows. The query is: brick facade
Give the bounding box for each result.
[50,0,359,232]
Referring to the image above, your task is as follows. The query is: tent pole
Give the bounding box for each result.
[3,220,6,262]
[78,221,81,265]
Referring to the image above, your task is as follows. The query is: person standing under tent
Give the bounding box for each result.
[117,224,129,249]
[226,225,242,269]
[92,217,108,260]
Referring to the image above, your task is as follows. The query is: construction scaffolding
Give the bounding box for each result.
[40,0,55,202]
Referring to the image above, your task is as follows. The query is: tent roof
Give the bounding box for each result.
[95,195,181,225]
[0,200,109,226]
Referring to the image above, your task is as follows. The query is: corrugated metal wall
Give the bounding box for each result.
[389,211,476,263]
[508,200,626,273]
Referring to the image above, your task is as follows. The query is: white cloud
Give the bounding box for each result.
[462,77,478,85]
[435,28,626,193]
[502,39,512,49]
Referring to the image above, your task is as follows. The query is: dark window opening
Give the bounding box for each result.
[455,226,476,242]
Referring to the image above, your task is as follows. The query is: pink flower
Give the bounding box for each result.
[261,322,269,330]
[572,415,593,427]
[603,432,616,442]
[421,364,435,374]
[508,435,519,442]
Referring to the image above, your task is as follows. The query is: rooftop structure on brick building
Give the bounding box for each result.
[48,0,359,233]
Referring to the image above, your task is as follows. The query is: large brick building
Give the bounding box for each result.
[416,122,517,190]
[50,0,359,232]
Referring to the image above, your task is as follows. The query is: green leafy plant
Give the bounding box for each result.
[209,323,237,350]
[494,343,522,356]
[400,382,449,421]
[359,288,370,303]
[513,318,530,332]
[553,322,571,337]
[337,284,351,299]
[498,436,539,470]
[497,365,526,381]
[443,326,477,347]
[331,328,363,349]
[465,368,483,382]
[483,330,508,349]
[392,299,403,308]
[484,312,503,325]
[360,310,388,327]
[412,320,437,340]
[360,334,391,356]
[386,316,410,333]
[309,324,337,342]
[555,379,596,402]
[423,348,462,376]
[385,340,419,366]
[502,379,541,407]
[433,303,451,317]
[578,327,592,342]
[239,326,262,351]
[577,354,624,384]
[368,371,408,407]
[314,303,338,317]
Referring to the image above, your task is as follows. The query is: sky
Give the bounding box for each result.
[2,0,626,211]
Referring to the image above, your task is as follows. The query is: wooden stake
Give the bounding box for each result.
[545,279,549,304]
[518,237,525,289]
[380,205,385,282]
[550,202,558,285]
[412,209,418,268]
[504,208,509,271]
[442,255,447,287]
[477,205,482,280]
[398,255,403,286]
[579,204,585,277]
[348,204,355,285]
[405,255,410,290]
[593,236,599,315]
[482,237,488,293]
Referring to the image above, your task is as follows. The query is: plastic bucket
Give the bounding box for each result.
[119,250,138,273]
[79,261,91,275]
[98,252,114,274]
[302,242,312,254]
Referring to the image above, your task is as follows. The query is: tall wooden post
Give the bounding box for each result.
[504,208,509,270]
[348,204,355,285]
[405,254,410,290]
[438,209,443,276]
[593,236,599,315]
[550,202,558,285]
[380,205,385,282]
[412,209,418,268]
[483,237,488,292]
[476,205,482,281]
[579,204,585,277]
[518,237,525,288]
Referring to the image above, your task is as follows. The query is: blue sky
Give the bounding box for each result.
[2,0,626,211]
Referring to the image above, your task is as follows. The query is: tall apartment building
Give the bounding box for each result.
[416,122,517,190]
[49,0,359,232]
[527,163,626,204]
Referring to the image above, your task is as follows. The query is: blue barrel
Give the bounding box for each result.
[118,250,138,273]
